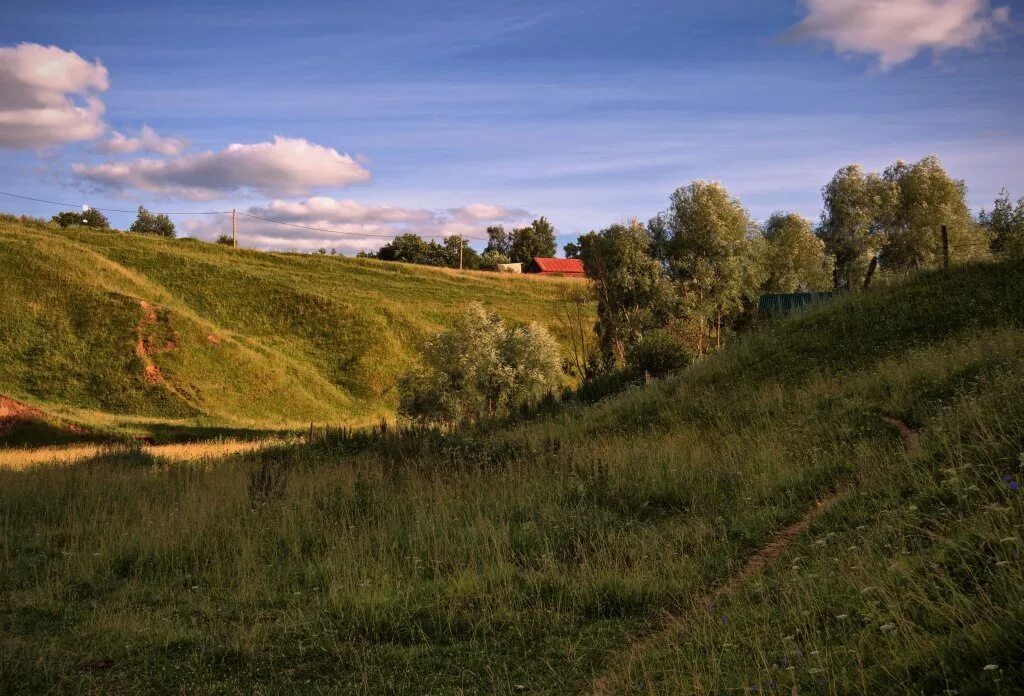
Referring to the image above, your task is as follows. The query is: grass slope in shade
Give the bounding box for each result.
[2,261,1023,694]
[0,218,586,439]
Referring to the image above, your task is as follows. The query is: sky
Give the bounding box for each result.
[1,0,1022,254]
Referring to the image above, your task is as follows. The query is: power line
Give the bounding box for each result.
[0,190,229,215]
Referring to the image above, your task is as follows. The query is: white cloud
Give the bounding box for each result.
[791,0,1012,69]
[448,203,531,223]
[0,43,109,148]
[183,196,530,254]
[99,125,187,156]
[72,136,371,199]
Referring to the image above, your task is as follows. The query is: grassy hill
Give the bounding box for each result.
[2,257,1022,693]
[0,216,587,442]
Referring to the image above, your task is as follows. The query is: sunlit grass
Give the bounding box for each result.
[0,438,293,470]
[1,260,1022,693]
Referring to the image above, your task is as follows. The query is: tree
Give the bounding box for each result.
[484,225,510,256]
[580,220,675,369]
[649,181,762,353]
[479,250,511,270]
[52,208,110,229]
[129,206,176,237]
[816,165,886,291]
[375,233,446,266]
[980,189,1024,259]
[398,303,563,424]
[443,235,481,270]
[508,217,557,263]
[761,212,833,293]
[875,156,984,269]
[215,234,234,246]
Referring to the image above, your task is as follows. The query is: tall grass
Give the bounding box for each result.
[1,261,1022,693]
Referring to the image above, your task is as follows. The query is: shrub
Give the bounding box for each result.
[626,329,693,378]
[52,209,110,229]
[398,303,563,424]
[215,234,235,246]
[129,206,176,238]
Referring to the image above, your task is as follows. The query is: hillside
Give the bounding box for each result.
[0,216,588,442]
[2,259,1022,693]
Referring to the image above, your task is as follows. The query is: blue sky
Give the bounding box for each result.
[1,0,1022,253]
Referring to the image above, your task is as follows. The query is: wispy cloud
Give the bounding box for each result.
[789,0,1012,69]
[72,136,370,199]
[0,43,109,148]
[98,125,187,156]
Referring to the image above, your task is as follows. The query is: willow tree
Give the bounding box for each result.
[816,165,886,291]
[577,220,675,369]
[649,181,763,353]
[876,156,985,269]
[761,211,833,293]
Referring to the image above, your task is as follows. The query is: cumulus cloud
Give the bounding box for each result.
[0,43,109,148]
[183,196,531,254]
[98,125,187,156]
[448,203,531,223]
[790,0,1012,68]
[72,136,371,199]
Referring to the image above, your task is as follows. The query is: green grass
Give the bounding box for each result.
[0,217,588,441]
[1,254,1022,693]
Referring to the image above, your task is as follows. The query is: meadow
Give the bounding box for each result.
[2,259,1022,694]
[0,216,587,443]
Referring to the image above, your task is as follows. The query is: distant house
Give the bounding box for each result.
[525,257,585,276]
[496,262,523,273]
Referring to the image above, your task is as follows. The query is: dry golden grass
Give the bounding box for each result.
[0,438,289,470]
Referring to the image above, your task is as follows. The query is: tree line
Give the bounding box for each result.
[357,217,558,270]
[569,155,1024,376]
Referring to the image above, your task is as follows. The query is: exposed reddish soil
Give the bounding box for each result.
[135,300,177,384]
[0,395,44,434]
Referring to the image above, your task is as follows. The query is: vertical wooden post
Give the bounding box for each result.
[459,236,464,271]
[309,422,314,442]
[941,225,949,269]
[863,255,878,289]
[232,209,237,248]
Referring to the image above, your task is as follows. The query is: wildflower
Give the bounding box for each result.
[983,664,999,671]
[1010,481,1021,492]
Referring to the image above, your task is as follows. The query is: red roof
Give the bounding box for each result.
[530,257,585,274]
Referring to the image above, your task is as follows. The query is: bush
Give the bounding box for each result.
[52,209,110,229]
[215,234,235,246]
[129,206,176,238]
[626,330,693,378]
[399,303,564,424]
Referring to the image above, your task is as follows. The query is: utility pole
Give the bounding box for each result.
[232,209,237,248]
[941,224,949,269]
[459,235,464,271]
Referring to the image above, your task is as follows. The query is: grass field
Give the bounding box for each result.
[0,216,588,443]
[2,259,1022,694]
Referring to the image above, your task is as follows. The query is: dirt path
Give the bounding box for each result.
[591,488,847,695]
[881,415,921,450]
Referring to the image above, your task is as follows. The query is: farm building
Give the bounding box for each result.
[758,291,833,317]
[525,257,585,276]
